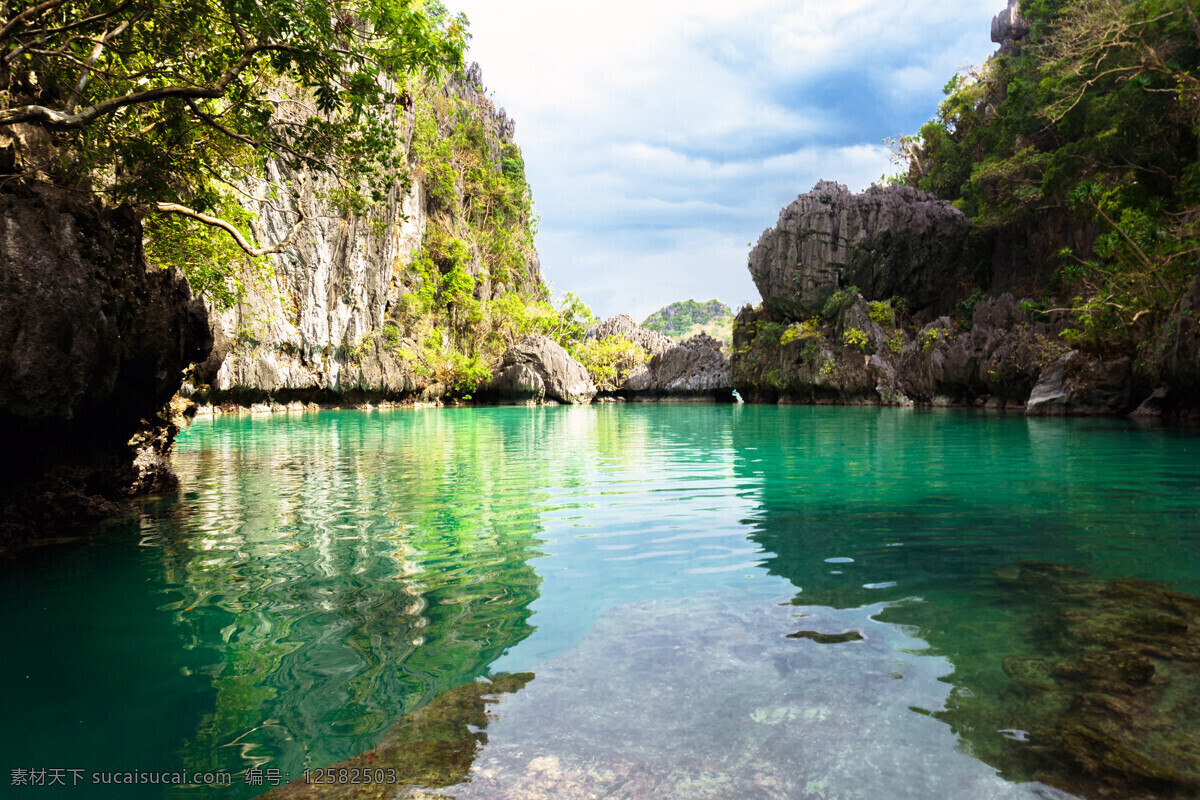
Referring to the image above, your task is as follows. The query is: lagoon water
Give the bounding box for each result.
[3,405,1199,798]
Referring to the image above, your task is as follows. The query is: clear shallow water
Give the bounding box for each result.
[2,406,1198,798]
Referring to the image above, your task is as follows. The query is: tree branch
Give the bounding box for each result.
[65,16,135,113]
[153,201,306,257]
[0,42,298,129]
[0,0,70,44]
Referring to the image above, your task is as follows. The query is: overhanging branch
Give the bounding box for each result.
[153,201,306,258]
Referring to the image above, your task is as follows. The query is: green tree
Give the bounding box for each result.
[904,0,1199,355]
[0,0,467,252]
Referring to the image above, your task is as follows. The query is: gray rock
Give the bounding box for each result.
[193,72,541,406]
[1026,351,1133,415]
[625,333,730,395]
[1130,387,1170,418]
[586,314,674,355]
[499,336,596,405]
[749,181,971,319]
[488,362,545,404]
[992,0,1031,56]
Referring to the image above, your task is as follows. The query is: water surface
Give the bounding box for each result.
[2,406,1198,798]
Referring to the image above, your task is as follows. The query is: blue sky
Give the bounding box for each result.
[450,0,1004,322]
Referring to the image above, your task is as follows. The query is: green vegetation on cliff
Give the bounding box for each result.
[383,77,597,396]
[643,299,734,344]
[900,0,1199,365]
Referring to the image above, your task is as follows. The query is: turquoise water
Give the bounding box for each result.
[2,406,1198,798]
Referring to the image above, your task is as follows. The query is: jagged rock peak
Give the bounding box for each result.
[625,332,730,395]
[991,0,1030,56]
[749,181,971,319]
[586,314,674,355]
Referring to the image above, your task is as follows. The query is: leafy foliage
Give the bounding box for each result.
[1,0,466,208]
[903,0,1200,356]
[573,336,648,391]
[821,286,861,320]
[642,299,734,343]
[842,328,869,351]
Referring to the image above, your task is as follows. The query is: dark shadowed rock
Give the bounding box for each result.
[625,333,730,395]
[487,362,545,404]
[749,181,972,319]
[732,295,1074,409]
[496,336,595,405]
[1026,351,1133,416]
[586,314,673,355]
[0,186,211,543]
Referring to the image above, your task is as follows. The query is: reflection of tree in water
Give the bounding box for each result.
[728,408,1200,799]
[151,411,548,784]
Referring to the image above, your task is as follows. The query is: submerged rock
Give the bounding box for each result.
[933,562,1200,799]
[263,673,533,799]
[786,630,865,644]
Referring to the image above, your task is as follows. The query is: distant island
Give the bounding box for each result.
[642,300,734,346]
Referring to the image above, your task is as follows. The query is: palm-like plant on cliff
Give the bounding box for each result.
[0,0,466,261]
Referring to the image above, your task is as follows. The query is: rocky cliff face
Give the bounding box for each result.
[749,181,972,321]
[991,0,1030,56]
[187,64,544,408]
[731,290,1144,416]
[0,186,211,543]
[625,333,731,398]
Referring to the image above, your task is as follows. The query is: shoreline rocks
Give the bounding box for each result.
[487,336,596,405]
[625,332,732,397]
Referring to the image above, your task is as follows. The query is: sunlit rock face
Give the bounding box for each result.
[189,65,544,406]
[749,181,971,320]
[492,336,596,405]
[195,159,431,402]
[991,0,1031,56]
[586,315,673,356]
[625,333,731,396]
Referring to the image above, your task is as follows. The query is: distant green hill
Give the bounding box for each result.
[642,299,734,346]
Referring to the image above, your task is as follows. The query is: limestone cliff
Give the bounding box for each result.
[748,181,972,321]
[186,64,545,407]
[731,184,1144,415]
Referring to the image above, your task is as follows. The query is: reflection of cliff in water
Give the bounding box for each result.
[729,406,1200,799]
[150,410,551,784]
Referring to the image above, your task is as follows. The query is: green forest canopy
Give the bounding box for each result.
[0,0,466,248]
[900,0,1199,358]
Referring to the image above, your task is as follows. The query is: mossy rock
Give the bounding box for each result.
[940,566,1200,799]
[264,673,533,799]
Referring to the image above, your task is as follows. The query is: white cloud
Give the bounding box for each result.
[451,0,1003,318]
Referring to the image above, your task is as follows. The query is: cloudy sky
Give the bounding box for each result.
[450,0,1004,321]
